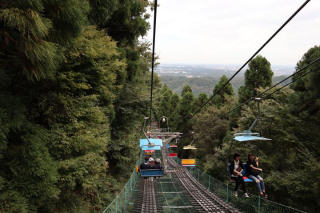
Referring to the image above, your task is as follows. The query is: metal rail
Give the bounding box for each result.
[167,158,241,213]
[131,178,161,213]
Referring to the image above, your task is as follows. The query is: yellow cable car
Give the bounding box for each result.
[182,144,197,167]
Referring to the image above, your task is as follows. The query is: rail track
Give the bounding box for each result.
[167,158,241,213]
[131,177,163,213]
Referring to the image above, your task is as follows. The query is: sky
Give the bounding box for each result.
[144,0,320,66]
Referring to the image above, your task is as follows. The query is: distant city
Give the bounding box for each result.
[156,64,295,78]
[157,64,293,96]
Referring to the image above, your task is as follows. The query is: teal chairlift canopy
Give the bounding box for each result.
[234,130,271,142]
[233,118,271,142]
[139,138,163,150]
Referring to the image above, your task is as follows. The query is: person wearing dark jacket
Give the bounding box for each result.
[247,153,267,198]
[140,156,151,170]
[153,158,162,169]
[230,153,249,197]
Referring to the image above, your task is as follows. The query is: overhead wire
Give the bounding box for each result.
[262,66,317,99]
[228,56,320,113]
[190,0,311,119]
[149,0,158,123]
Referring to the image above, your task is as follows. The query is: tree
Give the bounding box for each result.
[0,0,89,80]
[212,75,234,107]
[169,93,180,130]
[193,106,229,160]
[238,55,273,102]
[181,84,193,96]
[0,0,153,211]
[104,0,150,45]
[158,84,173,118]
[193,93,208,113]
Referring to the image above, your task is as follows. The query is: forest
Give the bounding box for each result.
[0,0,319,213]
[0,0,158,212]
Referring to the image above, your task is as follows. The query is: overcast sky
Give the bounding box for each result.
[144,0,320,66]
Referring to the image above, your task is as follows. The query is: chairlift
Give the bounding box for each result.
[181,132,197,167]
[227,97,271,183]
[137,116,164,177]
[233,97,271,142]
[168,143,178,157]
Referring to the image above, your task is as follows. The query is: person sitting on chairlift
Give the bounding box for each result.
[247,153,267,198]
[148,157,155,166]
[140,156,151,170]
[230,153,249,198]
[153,158,162,169]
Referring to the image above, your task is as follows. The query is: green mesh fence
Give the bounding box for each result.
[175,158,306,213]
[102,150,163,213]
[102,166,139,213]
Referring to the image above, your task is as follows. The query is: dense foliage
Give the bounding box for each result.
[0,0,152,212]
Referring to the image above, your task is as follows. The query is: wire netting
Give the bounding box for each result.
[186,166,306,213]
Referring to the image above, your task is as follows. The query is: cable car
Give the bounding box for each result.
[168,144,178,157]
[181,144,197,167]
[167,138,178,157]
[138,138,164,177]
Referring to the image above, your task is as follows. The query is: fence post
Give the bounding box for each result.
[226,184,229,202]
[116,196,118,213]
[124,186,127,212]
[258,195,261,213]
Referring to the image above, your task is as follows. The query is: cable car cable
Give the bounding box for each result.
[149,0,158,124]
[190,0,311,119]
[228,56,320,114]
[262,67,316,100]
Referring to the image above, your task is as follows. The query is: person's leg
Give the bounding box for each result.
[234,177,240,192]
[257,175,265,192]
[249,175,262,194]
[240,177,246,192]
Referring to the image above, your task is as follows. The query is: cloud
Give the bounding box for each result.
[144,0,320,66]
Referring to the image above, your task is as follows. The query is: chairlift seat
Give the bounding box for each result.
[168,153,177,157]
[182,159,196,167]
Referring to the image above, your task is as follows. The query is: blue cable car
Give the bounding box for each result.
[138,138,164,177]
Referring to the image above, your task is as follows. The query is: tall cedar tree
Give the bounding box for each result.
[238,55,273,103]
[212,75,234,107]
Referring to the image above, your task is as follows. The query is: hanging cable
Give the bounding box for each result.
[229,56,320,114]
[190,0,311,119]
[262,67,316,99]
[149,0,158,123]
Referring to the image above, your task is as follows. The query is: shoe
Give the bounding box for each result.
[263,193,268,199]
[234,191,238,197]
[244,193,249,198]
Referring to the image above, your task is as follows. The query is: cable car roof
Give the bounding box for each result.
[140,138,163,150]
